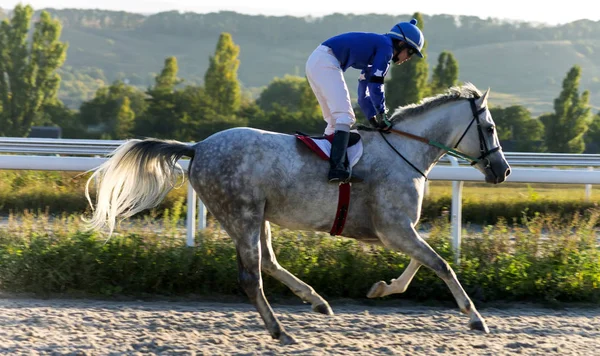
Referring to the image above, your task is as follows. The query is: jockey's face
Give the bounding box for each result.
[394,42,415,65]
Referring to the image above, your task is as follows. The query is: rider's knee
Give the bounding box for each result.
[334,116,354,131]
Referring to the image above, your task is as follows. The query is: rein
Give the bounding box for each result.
[385,129,479,163]
[376,98,501,178]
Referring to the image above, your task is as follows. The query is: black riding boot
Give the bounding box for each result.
[328,131,362,183]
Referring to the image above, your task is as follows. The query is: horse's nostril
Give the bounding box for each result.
[506,167,511,177]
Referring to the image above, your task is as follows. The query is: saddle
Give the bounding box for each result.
[294,132,364,167]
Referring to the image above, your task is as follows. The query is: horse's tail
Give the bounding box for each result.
[84,138,196,235]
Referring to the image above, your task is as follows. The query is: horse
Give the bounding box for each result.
[84,83,511,345]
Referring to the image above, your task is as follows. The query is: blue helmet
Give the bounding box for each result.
[386,18,425,58]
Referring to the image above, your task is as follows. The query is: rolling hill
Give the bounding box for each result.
[4,8,600,115]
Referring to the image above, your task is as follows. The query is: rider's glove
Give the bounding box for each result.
[368,116,379,129]
[376,112,392,131]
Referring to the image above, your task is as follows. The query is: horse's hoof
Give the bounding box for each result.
[279,332,298,345]
[313,303,334,315]
[469,320,490,333]
[367,281,387,298]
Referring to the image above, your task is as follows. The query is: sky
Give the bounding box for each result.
[2,0,599,25]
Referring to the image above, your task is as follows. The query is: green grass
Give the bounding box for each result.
[420,181,600,225]
[0,209,598,303]
[427,181,600,202]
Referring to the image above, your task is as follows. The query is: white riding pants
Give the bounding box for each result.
[305,45,356,135]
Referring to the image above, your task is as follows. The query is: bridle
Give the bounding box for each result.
[379,97,502,179]
[454,98,502,166]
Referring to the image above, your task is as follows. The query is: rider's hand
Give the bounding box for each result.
[368,116,379,129]
[377,112,392,131]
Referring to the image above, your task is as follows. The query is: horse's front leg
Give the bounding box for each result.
[377,219,489,333]
[367,258,421,298]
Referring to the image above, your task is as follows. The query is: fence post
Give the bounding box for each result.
[186,182,196,247]
[585,166,593,202]
[448,156,463,265]
[198,197,207,231]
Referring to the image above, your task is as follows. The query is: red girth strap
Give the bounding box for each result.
[330,182,351,236]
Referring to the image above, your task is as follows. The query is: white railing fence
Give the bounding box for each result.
[2,138,600,259]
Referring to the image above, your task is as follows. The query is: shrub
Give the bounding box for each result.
[1,210,598,304]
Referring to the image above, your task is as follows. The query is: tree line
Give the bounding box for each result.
[5,6,600,112]
[1,5,599,153]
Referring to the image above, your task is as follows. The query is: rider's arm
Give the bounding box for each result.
[358,69,376,119]
[366,51,392,115]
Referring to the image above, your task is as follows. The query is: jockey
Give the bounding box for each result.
[305,18,424,183]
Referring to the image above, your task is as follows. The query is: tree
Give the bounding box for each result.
[0,5,68,136]
[204,33,241,116]
[173,85,220,140]
[256,75,320,116]
[257,75,306,112]
[385,13,429,110]
[137,56,182,138]
[153,56,181,93]
[540,65,591,153]
[252,75,323,134]
[584,111,600,153]
[35,100,80,138]
[78,80,147,138]
[430,51,459,95]
[490,105,545,152]
[114,96,135,139]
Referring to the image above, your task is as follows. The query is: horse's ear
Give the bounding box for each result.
[480,88,491,106]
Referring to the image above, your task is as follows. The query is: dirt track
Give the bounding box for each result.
[0,297,599,355]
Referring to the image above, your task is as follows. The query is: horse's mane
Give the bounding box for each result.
[389,82,482,124]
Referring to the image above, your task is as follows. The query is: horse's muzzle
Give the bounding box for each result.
[485,165,511,184]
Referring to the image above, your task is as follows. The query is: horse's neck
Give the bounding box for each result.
[392,103,468,174]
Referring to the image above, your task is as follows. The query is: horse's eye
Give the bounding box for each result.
[487,126,495,134]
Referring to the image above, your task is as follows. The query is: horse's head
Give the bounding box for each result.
[454,88,511,184]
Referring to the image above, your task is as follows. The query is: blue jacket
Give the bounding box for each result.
[322,32,393,118]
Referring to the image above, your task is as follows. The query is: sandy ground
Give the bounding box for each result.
[0,297,599,355]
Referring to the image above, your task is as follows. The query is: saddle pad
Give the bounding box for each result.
[296,133,363,168]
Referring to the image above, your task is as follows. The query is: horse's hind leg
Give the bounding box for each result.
[367,258,422,298]
[230,221,297,345]
[379,222,489,333]
[260,221,333,315]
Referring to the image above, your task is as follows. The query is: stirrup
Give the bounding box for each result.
[328,169,350,183]
[328,169,363,183]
